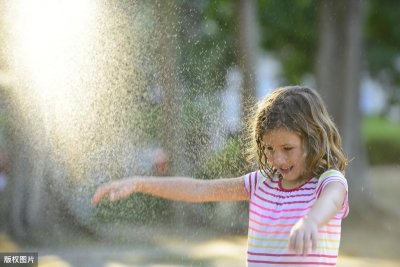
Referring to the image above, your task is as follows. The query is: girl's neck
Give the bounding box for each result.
[279,174,311,190]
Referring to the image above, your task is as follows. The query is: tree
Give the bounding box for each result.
[151,0,186,174]
[257,0,317,84]
[315,0,370,216]
[235,0,258,123]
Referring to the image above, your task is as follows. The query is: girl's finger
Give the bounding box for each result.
[311,231,318,251]
[288,233,296,251]
[110,186,130,202]
[92,184,114,205]
[295,232,304,255]
[109,191,116,201]
[91,188,108,205]
[303,233,312,255]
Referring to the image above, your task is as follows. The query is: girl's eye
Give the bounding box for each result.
[284,147,293,151]
[266,146,273,151]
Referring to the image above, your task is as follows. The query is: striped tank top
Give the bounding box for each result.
[244,169,349,266]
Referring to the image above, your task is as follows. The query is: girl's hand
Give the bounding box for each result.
[91,178,137,206]
[288,217,318,255]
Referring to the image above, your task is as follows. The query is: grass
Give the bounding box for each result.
[362,116,400,165]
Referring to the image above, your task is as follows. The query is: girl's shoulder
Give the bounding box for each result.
[243,169,274,180]
[243,170,278,192]
[317,169,347,190]
[318,169,345,180]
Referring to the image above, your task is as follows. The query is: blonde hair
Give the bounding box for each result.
[247,86,347,179]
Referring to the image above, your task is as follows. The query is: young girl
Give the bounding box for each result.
[92,86,349,266]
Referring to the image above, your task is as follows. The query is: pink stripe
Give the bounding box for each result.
[342,202,349,218]
[254,192,316,205]
[319,230,340,235]
[247,251,337,258]
[249,217,341,229]
[326,223,342,228]
[249,172,253,195]
[250,200,313,213]
[316,176,345,197]
[263,181,280,190]
[254,171,258,192]
[249,217,294,228]
[250,209,304,221]
[250,219,342,231]
[316,178,332,196]
[259,186,315,198]
[248,259,336,265]
[250,202,342,222]
[264,180,317,192]
[244,177,250,196]
[249,216,340,235]
[249,226,290,235]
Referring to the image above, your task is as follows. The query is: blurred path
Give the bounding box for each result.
[338,256,400,267]
[0,232,18,252]
[1,233,399,267]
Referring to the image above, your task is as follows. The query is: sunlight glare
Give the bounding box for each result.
[10,0,97,130]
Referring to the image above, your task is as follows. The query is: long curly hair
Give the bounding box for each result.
[247,86,347,179]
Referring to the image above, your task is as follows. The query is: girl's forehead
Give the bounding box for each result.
[262,128,302,144]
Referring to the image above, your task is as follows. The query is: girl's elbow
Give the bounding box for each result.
[331,198,342,212]
[328,191,346,213]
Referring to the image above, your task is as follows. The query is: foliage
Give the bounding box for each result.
[254,0,400,97]
[94,1,241,225]
[94,194,173,224]
[94,133,252,224]
[257,0,317,84]
[196,136,251,179]
[366,0,400,85]
[365,0,400,108]
[362,116,400,165]
[178,0,236,94]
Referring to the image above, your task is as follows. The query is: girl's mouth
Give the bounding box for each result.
[279,166,293,175]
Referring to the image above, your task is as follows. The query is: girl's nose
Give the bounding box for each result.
[271,151,286,166]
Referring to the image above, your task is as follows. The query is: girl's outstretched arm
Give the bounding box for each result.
[91,176,247,206]
[288,181,347,255]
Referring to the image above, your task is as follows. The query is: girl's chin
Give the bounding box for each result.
[282,175,297,182]
[281,172,300,182]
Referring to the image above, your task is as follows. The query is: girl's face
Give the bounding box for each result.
[263,128,307,186]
